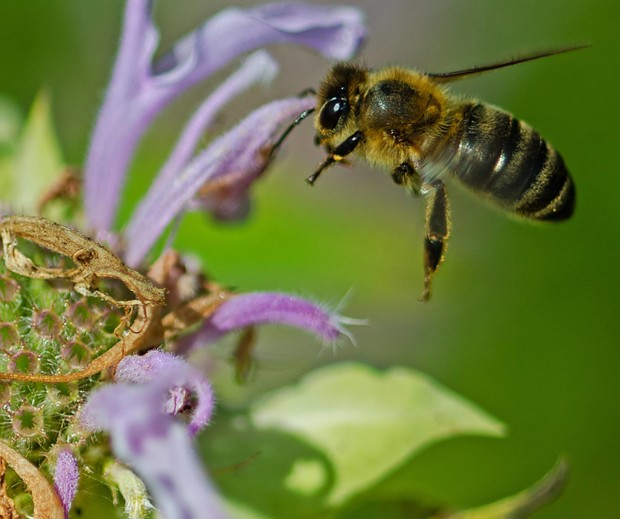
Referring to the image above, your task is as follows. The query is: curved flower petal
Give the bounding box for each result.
[154,50,279,190]
[84,0,156,232]
[180,292,354,354]
[126,50,278,248]
[124,95,315,265]
[84,1,366,231]
[53,449,79,519]
[153,2,365,88]
[114,350,215,435]
[81,362,226,518]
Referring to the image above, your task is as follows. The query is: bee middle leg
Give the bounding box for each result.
[420,179,451,301]
[392,162,421,193]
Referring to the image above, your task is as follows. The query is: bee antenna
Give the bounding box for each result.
[269,107,316,161]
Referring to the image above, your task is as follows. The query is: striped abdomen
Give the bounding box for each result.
[446,102,574,220]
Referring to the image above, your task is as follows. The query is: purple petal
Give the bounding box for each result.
[114,350,215,435]
[154,51,278,190]
[84,1,366,232]
[53,449,78,519]
[124,95,314,266]
[181,292,353,354]
[133,50,278,237]
[81,365,226,518]
[192,191,252,222]
[158,2,366,86]
[84,0,156,232]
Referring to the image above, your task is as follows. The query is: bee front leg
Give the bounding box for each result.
[307,131,364,185]
[420,179,451,301]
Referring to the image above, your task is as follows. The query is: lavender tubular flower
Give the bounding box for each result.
[180,292,354,353]
[114,350,215,435]
[84,0,366,232]
[53,449,79,519]
[154,50,279,190]
[81,358,226,519]
[124,95,315,266]
[1,2,367,517]
[124,49,278,249]
[211,293,348,342]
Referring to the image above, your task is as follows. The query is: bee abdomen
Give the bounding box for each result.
[450,102,574,221]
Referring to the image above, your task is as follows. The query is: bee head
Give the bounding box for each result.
[316,63,367,137]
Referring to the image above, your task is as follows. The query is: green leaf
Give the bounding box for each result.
[0,95,24,195]
[12,90,63,213]
[103,461,153,519]
[250,362,505,506]
[439,459,569,519]
[0,95,22,148]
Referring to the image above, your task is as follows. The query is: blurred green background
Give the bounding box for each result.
[0,0,618,517]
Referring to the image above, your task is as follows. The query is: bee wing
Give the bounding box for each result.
[426,45,587,83]
[417,102,518,194]
[418,139,463,185]
[418,103,519,198]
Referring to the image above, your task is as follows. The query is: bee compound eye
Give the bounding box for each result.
[319,97,348,130]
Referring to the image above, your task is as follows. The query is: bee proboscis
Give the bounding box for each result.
[275,47,583,300]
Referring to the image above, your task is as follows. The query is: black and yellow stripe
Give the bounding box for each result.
[449,102,574,220]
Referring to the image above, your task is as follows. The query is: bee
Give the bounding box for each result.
[274,48,581,300]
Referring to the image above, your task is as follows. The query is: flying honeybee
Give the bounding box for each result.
[274,47,581,300]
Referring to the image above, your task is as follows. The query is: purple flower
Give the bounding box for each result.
[81,352,226,519]
[146,50,278,206]
[2,0,367,516]
[114,350,215,436]
[124,95,315,266]
[84,0,366,233]
[77,2,366,518]
[179,292,357,354]
[53,449,79,519]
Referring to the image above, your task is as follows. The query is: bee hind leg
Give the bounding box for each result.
[420,179,451,301]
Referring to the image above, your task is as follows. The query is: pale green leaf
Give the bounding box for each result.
[224,500,273,519]
[0,96,24,197]
[440,459,568,519]
[103,461,153,519]
[0,95,22,147]
[12,90,63,213]
[250,362,505,505]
